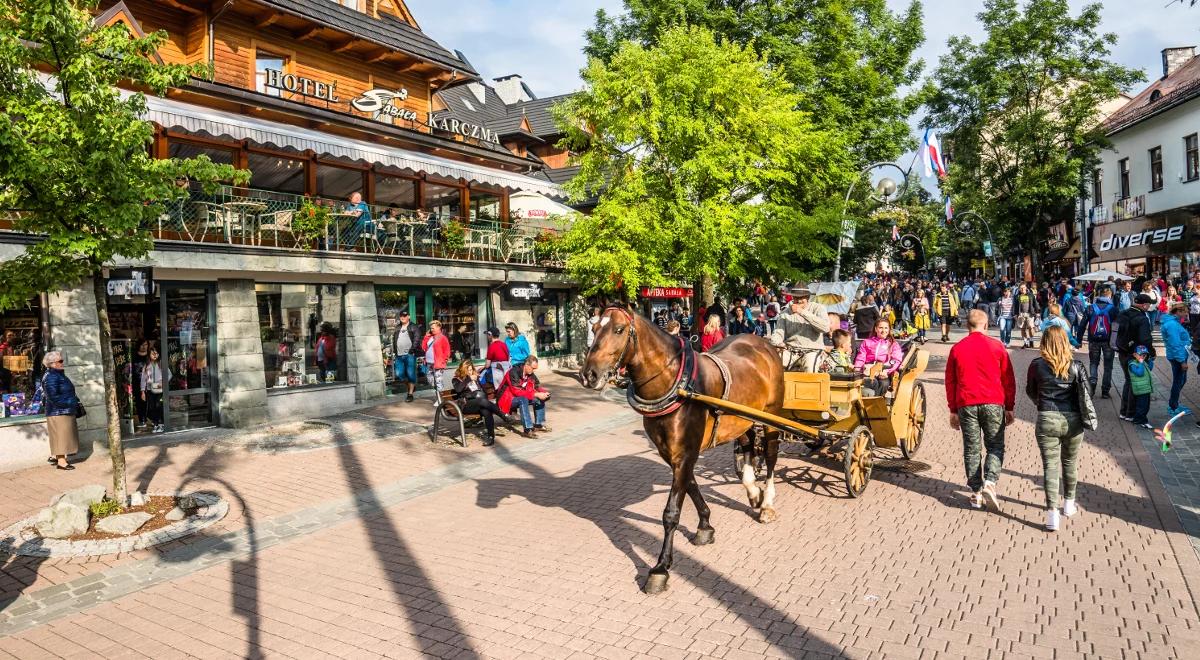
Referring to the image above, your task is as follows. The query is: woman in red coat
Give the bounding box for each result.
[498,356,550,437]
[422,320,451,390]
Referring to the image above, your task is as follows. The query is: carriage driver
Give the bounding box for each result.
[769,287,831,371]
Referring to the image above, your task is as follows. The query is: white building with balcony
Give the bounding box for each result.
[1086,47,1200,277]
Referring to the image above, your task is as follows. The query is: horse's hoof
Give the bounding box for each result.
[692,528,715,546]
[642,572,670,594]
[758,507,779,524]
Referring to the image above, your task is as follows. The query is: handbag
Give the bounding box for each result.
[75,402,87,418]
[1074,362,1098,431]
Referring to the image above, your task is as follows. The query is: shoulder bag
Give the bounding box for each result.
[1073,361,1097,431]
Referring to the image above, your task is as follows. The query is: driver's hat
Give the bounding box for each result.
[788,287,812,299]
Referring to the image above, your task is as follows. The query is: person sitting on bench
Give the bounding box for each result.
[854,318,904,396]
[451,360,505,447]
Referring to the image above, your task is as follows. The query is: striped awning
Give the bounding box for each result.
[141,95,565,199]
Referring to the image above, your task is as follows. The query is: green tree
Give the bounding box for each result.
[0,0,245,503]
[922,0,1142,273]
[585,0,926,166]
[556,25,850,295]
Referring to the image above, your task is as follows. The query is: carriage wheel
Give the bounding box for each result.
[843,426,874,498]
[901,383,927,459]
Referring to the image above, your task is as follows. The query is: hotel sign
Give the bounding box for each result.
[263,69,340,102]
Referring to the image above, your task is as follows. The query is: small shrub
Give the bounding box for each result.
[90,499,121,519]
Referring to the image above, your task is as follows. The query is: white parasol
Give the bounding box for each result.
[1072,269,1134,282]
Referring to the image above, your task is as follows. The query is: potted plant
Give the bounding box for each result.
[441,218,466,256]
[292,199,331,249]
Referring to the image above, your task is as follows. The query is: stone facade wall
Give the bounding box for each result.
[343,283,385,402]
[215,279,268,428]
[47,280,107,450]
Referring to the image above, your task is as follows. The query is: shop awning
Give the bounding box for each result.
[1043,246,1070,263]
[141,94,566,199]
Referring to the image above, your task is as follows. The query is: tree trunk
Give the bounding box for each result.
[92,273,128,505]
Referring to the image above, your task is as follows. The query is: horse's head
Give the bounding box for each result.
[580,305,637,390]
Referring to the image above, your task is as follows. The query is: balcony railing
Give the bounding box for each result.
[145,185,564,265]
[0,186,565,267]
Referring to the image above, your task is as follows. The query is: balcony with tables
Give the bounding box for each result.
[138,184,559,266]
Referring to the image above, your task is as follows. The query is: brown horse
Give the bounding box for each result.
[580,305,784,593]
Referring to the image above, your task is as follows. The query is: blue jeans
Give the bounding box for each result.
[998,317,1013,344]
[512,397,546,429]
[1132,393,1151,424]
[1170,359,1187,410]
[1149,309,1161,327]
[393,354,417,383]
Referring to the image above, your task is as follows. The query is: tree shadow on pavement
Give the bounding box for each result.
[334,434,481,658]
[0,550,47,616]
[475,448,848,659]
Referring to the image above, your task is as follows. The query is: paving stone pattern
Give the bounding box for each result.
[0,339,1197,658]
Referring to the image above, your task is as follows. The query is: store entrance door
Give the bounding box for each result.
[377,288,426,393]
[160,284,217,431]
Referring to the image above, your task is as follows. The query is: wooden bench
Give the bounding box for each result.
[428,382,501,447]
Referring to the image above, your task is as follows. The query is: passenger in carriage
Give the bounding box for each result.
[823,329,854,375]
[854,319,904,396]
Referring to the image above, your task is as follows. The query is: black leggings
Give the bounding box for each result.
[461,397,503,436]
[145,391,163,425]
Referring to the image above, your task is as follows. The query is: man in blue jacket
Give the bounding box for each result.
[1161,303,1192,416]
[1083,288,1117,398]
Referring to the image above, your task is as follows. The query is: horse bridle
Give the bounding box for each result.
[600,305,696,416]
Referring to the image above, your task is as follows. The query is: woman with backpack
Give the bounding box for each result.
[765,295,781,332]
[1161,303,1192,416]
[1025,325,1097,531]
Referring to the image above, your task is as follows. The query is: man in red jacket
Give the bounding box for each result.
[946,309,1016,512]
[498,356,550,437]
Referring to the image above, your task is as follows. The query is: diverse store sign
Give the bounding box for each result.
[503,282,545,302]
[426,113,501,144]
[1098,225,1185,252]
[263,69,340,102]
[106,270,151,297]
[639,287,691,299]
[350,88,417,121]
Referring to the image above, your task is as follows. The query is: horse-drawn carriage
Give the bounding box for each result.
[681,342,929,497]
[580,304,930,593]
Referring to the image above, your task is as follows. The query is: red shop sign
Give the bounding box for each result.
[639,286,691,298]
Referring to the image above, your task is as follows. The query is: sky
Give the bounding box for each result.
[407,0,1200,99]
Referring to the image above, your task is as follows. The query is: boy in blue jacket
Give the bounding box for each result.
[1161,303,1192,416]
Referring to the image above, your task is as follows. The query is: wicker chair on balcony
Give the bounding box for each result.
[508,235,535,264]
[256,209,293,247]
[464,228,489,261]
[191,201,231,242]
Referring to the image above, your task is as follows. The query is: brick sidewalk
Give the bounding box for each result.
[2,339,1199,658]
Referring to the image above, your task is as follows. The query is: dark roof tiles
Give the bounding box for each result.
[1105,55,1200,134]
[258,0,476,75]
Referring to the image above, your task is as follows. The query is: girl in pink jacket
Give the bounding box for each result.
[854,319,904,396]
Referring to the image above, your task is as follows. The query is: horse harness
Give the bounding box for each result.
[606,306,731,445]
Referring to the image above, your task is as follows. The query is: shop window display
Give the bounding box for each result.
[531,291,567,356]
[257,284,345,388]
[0,300,44,419]
[433,289,488,362]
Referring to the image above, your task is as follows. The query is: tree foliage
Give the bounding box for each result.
[556,25,849,295]
[585,0,926,166]
[0,0,246,502]
[922,0,1142,260]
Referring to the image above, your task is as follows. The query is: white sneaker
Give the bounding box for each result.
[1062,499,1078,517]
[1045,508,1060,531]
[969,492,983,509]
[153,425,164,434]
[981,481,1001,512]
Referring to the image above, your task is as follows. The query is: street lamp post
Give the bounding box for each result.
[898,233,925,269]
[948,210,997,277]
[833,161,911,282]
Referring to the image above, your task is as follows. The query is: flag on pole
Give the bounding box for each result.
[944,195,954,223]
[922,129,948,179]
[892,224,900,241]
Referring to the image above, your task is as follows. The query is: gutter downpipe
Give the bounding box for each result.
[208,1,236,70]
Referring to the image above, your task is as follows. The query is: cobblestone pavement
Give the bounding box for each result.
[2,340,1199,658]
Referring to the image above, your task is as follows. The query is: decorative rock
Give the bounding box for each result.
[165,507,186,522]
[50,484,106,509]
[95,512,152,536]
[34,501,90,539]
[128,491,146,507]
[177,495,197,510]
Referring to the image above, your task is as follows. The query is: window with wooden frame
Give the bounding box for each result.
[1118,158,1130,199]
[248,149,307,195]
[316,161,368,200]
[255,50,288,97]
[374,172,418,209]
[1186,134,1199,182]
[1150,146,1163,192]
[166,137,237,166]
[1091,169,1102,205]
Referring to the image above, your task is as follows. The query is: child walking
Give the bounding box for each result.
[1128,345,1154,429]
[913,297,931,344]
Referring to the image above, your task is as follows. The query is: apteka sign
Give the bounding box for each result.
[1098,225,1185,252]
